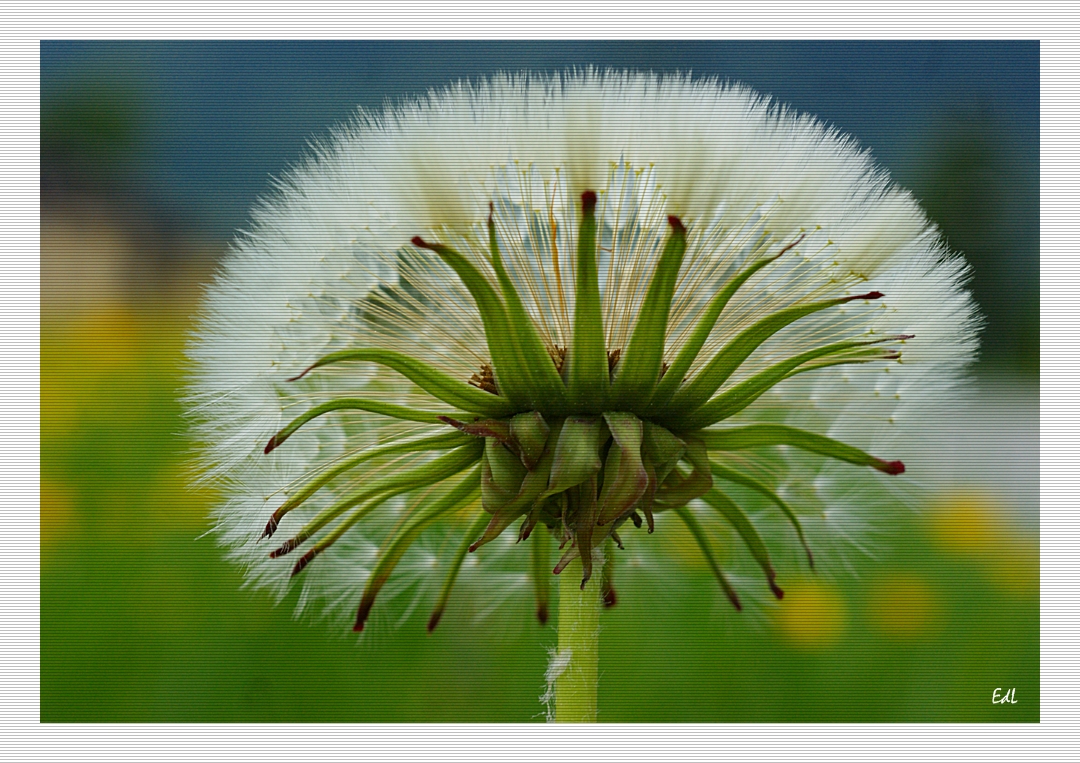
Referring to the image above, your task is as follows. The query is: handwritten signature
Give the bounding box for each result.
[992,687,1017,704]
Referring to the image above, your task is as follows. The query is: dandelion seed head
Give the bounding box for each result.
[186,70,977,634]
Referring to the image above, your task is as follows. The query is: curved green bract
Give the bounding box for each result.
[353,466,482,632]
[265,398,464,453]
[781,347,898,378]
[275,439,484,553]
[427,506,493,632]
[288,347,517,418]
[698,486,783,599]
[646,249,785,415]
[670,339,898,430]
[709,461,813,568]
[596,412,648,526]
[487,214,570,414]
[666,292,881,416]
[412,237,532,409]
[672,506,742,611]
[269,430,474,530]
[698,424,903,474]
[564,193,608,412]
[609,218,686,410]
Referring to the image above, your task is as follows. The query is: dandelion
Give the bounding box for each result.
[186,71,977,722]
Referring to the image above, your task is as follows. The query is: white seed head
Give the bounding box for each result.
[186,70,978,633]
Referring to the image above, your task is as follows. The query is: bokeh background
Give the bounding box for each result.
[40,41,1038,722]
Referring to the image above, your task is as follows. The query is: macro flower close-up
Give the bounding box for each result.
[185,70,977,720]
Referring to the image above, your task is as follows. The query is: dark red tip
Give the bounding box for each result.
[263,435,279,454]
[878,459,906,475]
[727,590,743,612]
[581,190,597,214]
[354,599,374,633]
[291,549,317,577]
[286,365,314,383]
[847,291,884,302]
[602,587,617,608]
[260,515,280,541]
[536,604,549,625]
[488,201,494,225]
[269,537,299,559]
[427,608,444,632]
[774,232,807,259]
[667,215,685,234]
[411,235,429,249]
[769,580,785,600]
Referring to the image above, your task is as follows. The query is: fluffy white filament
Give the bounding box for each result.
[186,70,978,632]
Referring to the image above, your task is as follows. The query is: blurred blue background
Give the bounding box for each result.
[40,41,1038,722]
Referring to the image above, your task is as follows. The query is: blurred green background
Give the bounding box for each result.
[40,41,1038,722]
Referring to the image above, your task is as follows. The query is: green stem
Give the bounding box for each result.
[554,555,602,723]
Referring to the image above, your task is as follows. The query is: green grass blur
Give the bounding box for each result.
[40,301,1038,722]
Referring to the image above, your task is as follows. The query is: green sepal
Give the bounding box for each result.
[265,397,462,453]
[653,435,713,510]
[510,411,550,470]
[352,467,481,632]
[672,338,901,430]
[709,460,814,569]
[698,424,905,475]
[672,506,742,611]
[551,489,615,584]
[637,422,686,533]
[428,506,492,632]
[468,419,562,552]
[609,218,687,410]
[699,486,784,599]
[481,438,528,513]
[444,410,551,470]
[273,439,483,555]
[665,291,883,417]
[286,347,517,418]
[570,477,603,587]
[541,415,607,500]
[642,421,686,486]
[564,192,609,411]
[647,245,788,414]
[487,212,571,413]
[596,412,648,526]
[517,495,552,543]
[264,430,472,536]
[412,237,532,408]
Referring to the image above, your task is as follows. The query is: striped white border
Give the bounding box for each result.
[11,3,1075,760]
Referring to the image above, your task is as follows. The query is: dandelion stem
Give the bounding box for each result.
[554,555,602,723]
